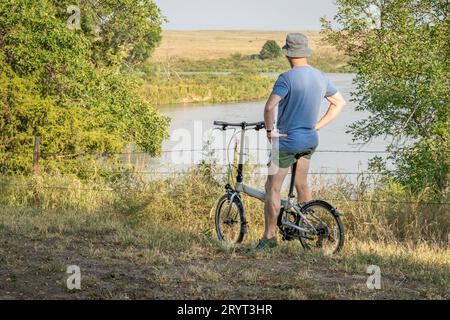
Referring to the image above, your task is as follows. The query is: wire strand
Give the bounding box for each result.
[0,148,391,157]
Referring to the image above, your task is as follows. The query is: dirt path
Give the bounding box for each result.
[1,225,443,300]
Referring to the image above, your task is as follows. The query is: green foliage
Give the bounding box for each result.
[0,0,169,175]
[259,40,282,60]
[50,0,165,67]
[322,0,449,196]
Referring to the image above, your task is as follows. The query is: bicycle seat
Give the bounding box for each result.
[294,151,311,159]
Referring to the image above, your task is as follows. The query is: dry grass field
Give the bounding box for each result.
[152,30,336,61]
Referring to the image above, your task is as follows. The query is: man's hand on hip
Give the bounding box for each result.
[267,131,288,144]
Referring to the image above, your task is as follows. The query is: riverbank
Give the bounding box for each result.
[147,54,351,74]
[0,172,448,299]
[138,73,274,106]
[138,67,353,107]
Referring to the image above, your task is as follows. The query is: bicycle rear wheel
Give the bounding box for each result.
[215,194,246,244]
[298,200,345,254]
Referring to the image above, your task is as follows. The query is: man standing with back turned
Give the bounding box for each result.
[258,33,346,250]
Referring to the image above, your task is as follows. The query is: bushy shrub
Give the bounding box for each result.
[259,40,282,60]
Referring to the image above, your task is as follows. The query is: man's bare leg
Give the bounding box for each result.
[263,163,289,240]
[294,157,312,203]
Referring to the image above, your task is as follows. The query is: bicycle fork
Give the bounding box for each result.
[224,184,248,234]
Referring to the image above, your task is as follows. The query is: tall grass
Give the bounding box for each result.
[1,170,448,298]
[1,170,448,245]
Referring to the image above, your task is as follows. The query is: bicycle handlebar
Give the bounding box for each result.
[213,120,265,131]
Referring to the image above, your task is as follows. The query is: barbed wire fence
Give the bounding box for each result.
[1,147,448,206]
[1,147,393,176]
[0,148,391,156]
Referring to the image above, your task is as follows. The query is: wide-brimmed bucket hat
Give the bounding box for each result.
[282,33,312,58]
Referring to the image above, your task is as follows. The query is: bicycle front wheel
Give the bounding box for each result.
[298,200,345,254]
[215,194,246,244]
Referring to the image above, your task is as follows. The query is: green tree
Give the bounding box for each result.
[322,0,449,197]
[0,0,169,175]
[66,0,166,68]
[259,40,282,60]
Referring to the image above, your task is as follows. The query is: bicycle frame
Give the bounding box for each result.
[215,120,344,251]
[233,127,294,209]
[227,126,316,234]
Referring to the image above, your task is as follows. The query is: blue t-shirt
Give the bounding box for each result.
[271,66,337,152]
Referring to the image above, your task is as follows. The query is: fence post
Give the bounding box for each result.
[32,135,41,176]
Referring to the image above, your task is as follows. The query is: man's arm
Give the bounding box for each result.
[264,94,287,143]
[315,91,346,131]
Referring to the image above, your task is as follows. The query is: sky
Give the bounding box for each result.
[153,0,338,31]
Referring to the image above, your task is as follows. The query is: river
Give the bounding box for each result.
[150,73,390,179]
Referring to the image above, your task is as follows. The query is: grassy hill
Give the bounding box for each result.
[151,30,335,61]
[148,30,350,74]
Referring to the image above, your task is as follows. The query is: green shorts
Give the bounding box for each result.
[269,147,316,169]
